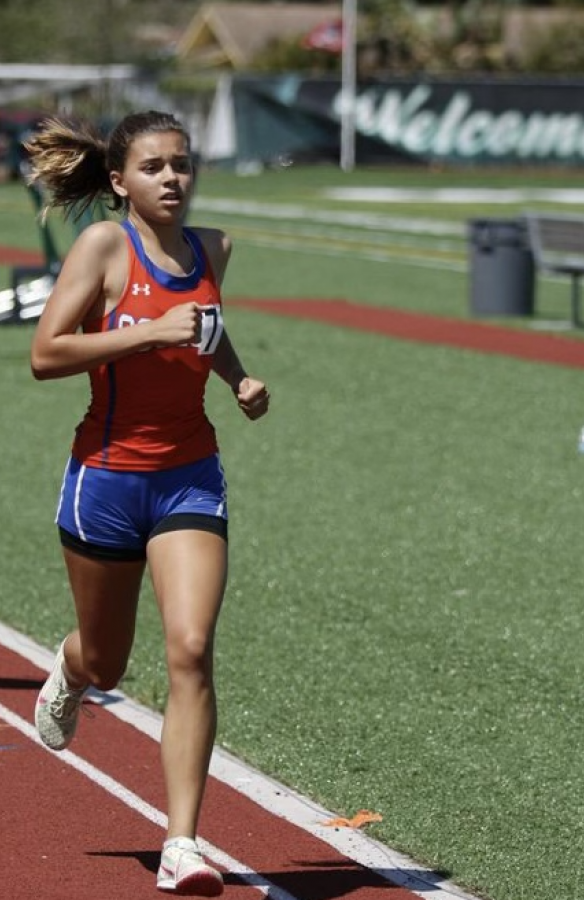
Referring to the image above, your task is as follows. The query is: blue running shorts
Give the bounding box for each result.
[56,454,228,561]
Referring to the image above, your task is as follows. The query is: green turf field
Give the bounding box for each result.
[1,168,584,900]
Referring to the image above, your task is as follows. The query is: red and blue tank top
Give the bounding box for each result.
[72,219,223,471]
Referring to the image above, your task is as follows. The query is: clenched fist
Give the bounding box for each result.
[151,303,202,347]
[235,376,270,420]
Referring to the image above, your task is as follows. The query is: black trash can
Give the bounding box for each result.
[468,218,535,317]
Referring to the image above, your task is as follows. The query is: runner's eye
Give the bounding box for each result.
[173,158,192,174]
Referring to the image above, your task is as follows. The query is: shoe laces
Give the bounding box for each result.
[50,676,86,721]
[164,838,205,867]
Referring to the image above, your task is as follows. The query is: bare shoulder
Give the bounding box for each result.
[51,220,128,319]
[192,226,232,285]
[38,220,127,330]
[194,226,232,256]
[70,219,127,258]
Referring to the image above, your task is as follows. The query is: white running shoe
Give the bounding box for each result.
[34,640,87,751]
[157,837,224,896]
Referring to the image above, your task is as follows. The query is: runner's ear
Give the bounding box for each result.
[110,171,127,199]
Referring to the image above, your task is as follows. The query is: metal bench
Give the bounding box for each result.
[523,212,584,327]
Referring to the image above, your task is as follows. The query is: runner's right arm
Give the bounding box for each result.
[31,222,201,380]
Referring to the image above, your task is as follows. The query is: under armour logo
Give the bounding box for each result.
[131,283,151,295]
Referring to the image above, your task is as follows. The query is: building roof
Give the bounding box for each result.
[176,2,343,69]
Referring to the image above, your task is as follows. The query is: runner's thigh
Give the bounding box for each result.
[147,529,228,659]
[63,547,146,682]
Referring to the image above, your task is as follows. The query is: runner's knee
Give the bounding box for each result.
[82,652,128,692]
[166,632,214,684]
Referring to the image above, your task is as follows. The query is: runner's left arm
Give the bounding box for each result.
[212,331,269,421]
[198,227,269,420]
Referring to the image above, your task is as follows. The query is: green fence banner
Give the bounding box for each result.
[204,74,584,167]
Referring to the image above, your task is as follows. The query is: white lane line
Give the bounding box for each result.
[0,699,296,900]
[323,187,584,205]
[0,622,481,900]
[194,198,468,272]
[229,233,467,273]
[194,197,462,237]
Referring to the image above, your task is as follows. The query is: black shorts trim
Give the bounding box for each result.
[149,513,228,542]
[59,527,147,562]
[59,513,228,562]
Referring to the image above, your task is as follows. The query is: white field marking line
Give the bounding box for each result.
[195,197,462,238]
[0,699,295,900]
[229,229,584,292]
[229,232,467,274]
[324,186,584,205]
[0,622,481,900]
[223,219,465,254]
[529,319,574,332]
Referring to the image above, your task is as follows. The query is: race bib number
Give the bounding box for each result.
[117,305,223,355]
[197,305,223,355]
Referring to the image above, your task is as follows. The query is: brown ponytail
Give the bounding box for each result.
[24,118,112,220]
[25,110,191,220]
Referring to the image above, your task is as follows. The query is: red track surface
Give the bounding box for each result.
[233,298,584,370]
[0,246,44,266]
[0,643,409,900]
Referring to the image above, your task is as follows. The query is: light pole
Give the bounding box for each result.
[340,0,358,172]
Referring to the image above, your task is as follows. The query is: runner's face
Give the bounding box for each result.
[111,130,194,222]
